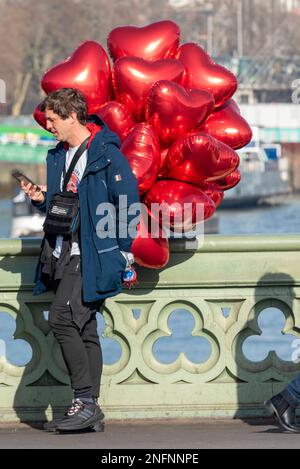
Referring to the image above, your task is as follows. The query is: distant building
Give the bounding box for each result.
[279,0,300,12]
[217,56,300,104]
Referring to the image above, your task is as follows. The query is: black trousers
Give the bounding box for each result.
[48,255,104,398]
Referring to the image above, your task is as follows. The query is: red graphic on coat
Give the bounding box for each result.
[66,172,80,193]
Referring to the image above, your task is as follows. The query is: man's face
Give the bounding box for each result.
[45,109,73,141]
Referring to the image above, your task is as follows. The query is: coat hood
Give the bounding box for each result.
[87,114,121,148]
[62,114,121,152]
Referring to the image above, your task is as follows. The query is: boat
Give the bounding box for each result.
[221,143,291,208]
[10,189,44,238]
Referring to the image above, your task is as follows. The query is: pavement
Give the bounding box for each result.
[0,418,300,449]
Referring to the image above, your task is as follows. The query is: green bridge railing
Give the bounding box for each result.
[0,235,300,422]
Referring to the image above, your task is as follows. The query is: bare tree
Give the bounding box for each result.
[0,0,90,115]
[0,0,299,114]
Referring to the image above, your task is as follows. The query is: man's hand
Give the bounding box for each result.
[20,181,46,203]
[120,251,135,271]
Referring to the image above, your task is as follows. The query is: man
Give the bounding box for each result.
[22,88,139,432]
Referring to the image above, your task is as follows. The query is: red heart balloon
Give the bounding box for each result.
[214,140,240,180]
[42,41,111,113]
[131,206,170,269]
[33,102,47,130]
[97,101,135,142]
[144,179,216,232]
[112,57,184,121]
[146,80,215,148]
[198,182,224,208]
[121,123,161,195]
[177,43,238,108]
[202,99,253,149]
[216,170,241,191]
[158,148,169,178]
[161,131,238,184]
[108,20,180,62]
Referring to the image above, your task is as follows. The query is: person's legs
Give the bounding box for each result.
[45,256,105,431]
[55,308,105,432]
[49,256,93,395]
[66,258,104,400]
[80,312,103,400]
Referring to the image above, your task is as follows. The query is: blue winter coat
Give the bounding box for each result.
[32,115,140,302]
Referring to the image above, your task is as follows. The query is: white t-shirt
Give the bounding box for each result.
[52,144,87,259]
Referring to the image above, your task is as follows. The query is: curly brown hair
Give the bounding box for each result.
[41,88,88,125]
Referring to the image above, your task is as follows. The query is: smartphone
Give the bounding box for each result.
[12,170,41,191]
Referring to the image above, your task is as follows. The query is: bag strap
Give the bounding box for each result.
[62,136,89,192]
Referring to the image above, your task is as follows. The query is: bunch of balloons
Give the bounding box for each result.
[34,20,252,269]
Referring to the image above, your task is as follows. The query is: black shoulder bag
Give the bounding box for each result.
[43,137,89,236]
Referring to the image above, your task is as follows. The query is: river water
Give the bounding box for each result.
[0,195,299,367]
[2,195,300,237]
